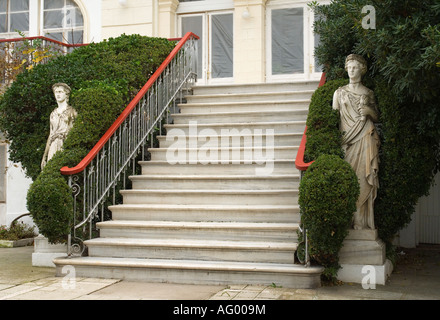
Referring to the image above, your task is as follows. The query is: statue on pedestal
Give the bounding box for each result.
[332,54,380,230]
[41,83,77,170]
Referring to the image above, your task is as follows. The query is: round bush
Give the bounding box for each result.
[298,154,359,281]
[304,79,348,162]
[1,34,175,243]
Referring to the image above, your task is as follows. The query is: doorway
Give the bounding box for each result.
[179,11,234,84]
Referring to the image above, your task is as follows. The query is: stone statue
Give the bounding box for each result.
[332,54,380,230]
[41,83,77,169]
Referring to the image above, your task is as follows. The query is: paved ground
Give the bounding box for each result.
[0,244,439,301]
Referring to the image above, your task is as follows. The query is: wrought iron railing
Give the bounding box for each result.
[60,32,199,256]
[294,72,327,267]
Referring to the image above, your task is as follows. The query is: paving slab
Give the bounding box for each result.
[0,244,439,301]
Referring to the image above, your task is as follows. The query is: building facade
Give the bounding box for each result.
[0,0,438,246]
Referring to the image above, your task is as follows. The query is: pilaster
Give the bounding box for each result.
[233,0,268,83]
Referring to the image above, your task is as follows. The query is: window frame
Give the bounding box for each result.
[41,0,84,44]
[0,0,30,38]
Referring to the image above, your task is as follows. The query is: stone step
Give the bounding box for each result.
[192,81,319,95]
[96,220,299,243]
[178,100,310,113]
[54,256,324,288]
[171,109,308,124]
[148,146,298,163]
[157,132,303,148]
[129,174,299,190]
[139,160,297,175]
[163,120,306,135]
[120,189,298,206]
[109,204,300,223]
[84,237,297,264]
[184,91,314,104]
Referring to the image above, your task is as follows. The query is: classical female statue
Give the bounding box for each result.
[41,83,77,169]
[332,54,380,230]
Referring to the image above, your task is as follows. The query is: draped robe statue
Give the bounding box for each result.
[41,83,77,170]
[332,54,380,230]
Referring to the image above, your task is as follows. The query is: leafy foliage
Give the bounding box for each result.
[299,154,359,282]
[1,34,175,243]
[305,79,347,162]
[311,0,440,246]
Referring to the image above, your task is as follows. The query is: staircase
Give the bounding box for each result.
[54,81,324,288]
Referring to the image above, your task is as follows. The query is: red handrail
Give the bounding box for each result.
[0,36,87,48]
[294,72,326,171]
[60,32,199,176]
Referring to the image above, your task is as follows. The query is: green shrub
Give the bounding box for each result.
[26,83,125,243]
[312,0,440,249]
[0,34,175,181]
[0,34,175,243]
[299,154,359,282]
[374,80,438,245]
[304,79,347,162]
[0,222,37,241]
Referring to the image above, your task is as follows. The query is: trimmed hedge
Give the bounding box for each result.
[299,154,359,282]
[304,79,348,162]
[0,34,175,243]
[0,34,175,181]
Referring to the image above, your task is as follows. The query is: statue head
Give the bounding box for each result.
[345,54,367,76]
[52,83,71,105]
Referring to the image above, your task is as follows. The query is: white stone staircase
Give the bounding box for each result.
[54,81,324,288]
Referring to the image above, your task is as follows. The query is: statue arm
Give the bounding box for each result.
[361,91,379,122]
[332,89,340,111]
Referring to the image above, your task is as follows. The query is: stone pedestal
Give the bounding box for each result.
[32,234,67,267]
[337,229,393,285]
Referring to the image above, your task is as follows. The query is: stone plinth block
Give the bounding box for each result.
[32,234,67,267]
[337,229,393,285]
[339,229,385,265]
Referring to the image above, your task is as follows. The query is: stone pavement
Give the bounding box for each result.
[0,244,439,300]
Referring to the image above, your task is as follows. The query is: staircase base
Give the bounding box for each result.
[54,256,324,289]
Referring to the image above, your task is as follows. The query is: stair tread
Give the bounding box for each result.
[109,203,299,210]
[164,120,305,127]
[120,189,298,194]
[184,90,315,99]
[97,220,299,229]
[129,174,299,179]
[149,146,299,151]
[173,108,308,115]
[157,132,303,138]
[54,256,323,274]
[85,237,298,249]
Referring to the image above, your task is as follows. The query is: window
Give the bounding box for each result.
[271,7,304,75]
[43,0,83,44]
[0,0,30,36]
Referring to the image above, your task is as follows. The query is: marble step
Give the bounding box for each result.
[129,174,299,190]
[184,90,314,104]
[157,132,303,148]
[119,189,299,206]
[109,204,301,223]
[171,109,308,124]
[54,256,324,288]
[85,237,297,264]
[178,100,310,113]
[96,220,299,242]
[163,120,307,135]
[139,160,297,175]
[148,146,298,163]
[191,81,319,95]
